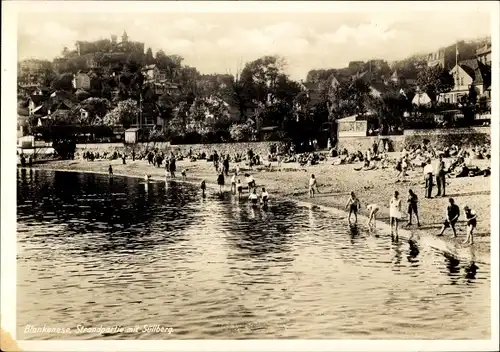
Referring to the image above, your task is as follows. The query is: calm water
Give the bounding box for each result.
[17,169,490,340]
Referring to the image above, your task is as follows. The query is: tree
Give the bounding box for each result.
[80,97,110,124]
[103,99,139,128]
[327,78,370,119]
[367,92,410,135]
[145,47,155,64]
[240,55,286,104]
[229,123,255,142]
[51,73,74,91]
[416,65,454,99]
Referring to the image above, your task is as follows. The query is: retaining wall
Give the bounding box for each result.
[337,127,491,153]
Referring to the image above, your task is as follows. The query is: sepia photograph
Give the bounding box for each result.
[1,1,499,351]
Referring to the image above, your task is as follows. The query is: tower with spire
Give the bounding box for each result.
[122,30,128,43]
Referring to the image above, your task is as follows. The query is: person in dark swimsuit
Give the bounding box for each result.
[438,198,460,237]
[406,189,420,227]
[463,205,477,245]
[261,187,269,207]
[200,180,206,198]
[345,192,360,225]
[217,171,225,194]
[108,165,113,176]
[237,180,243,200]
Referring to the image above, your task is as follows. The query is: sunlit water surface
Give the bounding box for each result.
[17,169,490,339]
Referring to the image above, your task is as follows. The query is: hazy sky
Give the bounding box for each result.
[17,3,493,80]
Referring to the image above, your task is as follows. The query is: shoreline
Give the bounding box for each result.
[22,159,491,265]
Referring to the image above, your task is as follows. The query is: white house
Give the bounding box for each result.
[142,64,166,82]
[439,59,491,104]
[412,91,432,106]
[72,72,91,90]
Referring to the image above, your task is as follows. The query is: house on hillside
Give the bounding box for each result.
[72,72,91,90]
[389,70,417,87]
[142,64,166,82]
[476,43,491,66]
[412,90,433,106]
[300,82,324,105]
[439,58,491,104]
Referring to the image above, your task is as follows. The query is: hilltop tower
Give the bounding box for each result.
[122,30,128,43]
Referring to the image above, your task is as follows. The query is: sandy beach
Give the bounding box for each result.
[28,153,491,258]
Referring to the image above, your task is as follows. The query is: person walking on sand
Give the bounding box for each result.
[424,159,434,198]
[230,172,237,194]
[200,180,206,198]
[108,165,113,176]
[261,187,269,207]
[237,179,243,200]
[390,191,402,240]
[436,155,447,197]
[367,203,379,229]
[309,174,319,198]
[438,198,460,238]
[463,205,477,245]
[406,189,421,227]
[345,192,361,225]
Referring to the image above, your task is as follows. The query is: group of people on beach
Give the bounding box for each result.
[103,139,482,245]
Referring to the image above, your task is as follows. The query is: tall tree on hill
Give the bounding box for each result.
[416,65,454,100]
[239,55,286,104]
[51,73,74,91]
[145,47,155,65]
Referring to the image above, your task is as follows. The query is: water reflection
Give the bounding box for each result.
[17,169,491,340]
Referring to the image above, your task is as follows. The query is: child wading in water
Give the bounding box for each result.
[237,180,243,200]
[390,191,402,241]
[200,180,206,198]
[309,174,319,198]
[249,189,259,207]
[217,171,225,195]
[345,192,360,225]
[406,189,421,227]
[367,203,379,229]
[231,172,237,194]
[463,205,477,245]
[261,187,269,207]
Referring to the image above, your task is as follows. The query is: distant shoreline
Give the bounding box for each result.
[21,158,491,265]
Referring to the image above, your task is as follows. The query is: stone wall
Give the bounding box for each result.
[75,141,277,157]
[165,141,276,157]
[403,127,491,149]
[337,136,405,153]
[337,127,491,153]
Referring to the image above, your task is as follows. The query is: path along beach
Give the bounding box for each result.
[27,152,491,263]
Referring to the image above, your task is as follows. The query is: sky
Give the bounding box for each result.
[16,3,493,81]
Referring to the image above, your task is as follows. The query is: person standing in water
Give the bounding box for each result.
[230,172,237,194]
[108,165,113,176]
[438,198,460,238]
[200,180,206,198]
[345,192,360,225]
[406,189,421,227]
[169,157,176,178]
[261,187,269,207]
[237,179,243,200]
[367,203,379,229]
[249,189,259,207]
[217,171,225,194]
[309,174,318,198]
[463,205,477,245]
[389,191,402,240]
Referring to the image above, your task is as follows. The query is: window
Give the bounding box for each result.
[460,78,463,86]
